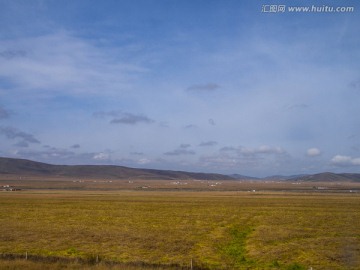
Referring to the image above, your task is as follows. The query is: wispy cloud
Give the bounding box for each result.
[220,145,285,156]
[94,110,154,125]
[12,147,75,162]
[0,31,145,96]
[208,118,216,126]
[284,103,309,110]
[164,149,196,156]
[187,83,220,92]
[184,124,197,129]
[220,146,237,152]
[93,111,121,118]
[130,152,144,156]
[198,145,289,176]
[199,141,218,147]
[11,147,116,165]
[14,141,30,148]
[180,144,191,149]
[0,50,27,60]
[349,79,360,90]
[0,106,11,119]
[110,113,154,125]
[164,144,196,156]
[0,126,40,144]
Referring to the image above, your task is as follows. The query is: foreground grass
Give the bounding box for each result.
[0,259,180,270]
[0,191,359,269]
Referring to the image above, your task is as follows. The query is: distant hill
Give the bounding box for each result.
[1,157,360,182]
[262,175,291,180]
[290,172,360,182]
[231,172,360,182]
[263,174,310,180]
[0,157,233,180]
[228,174,259,180]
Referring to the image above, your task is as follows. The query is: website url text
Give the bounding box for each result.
[261,5,355,13]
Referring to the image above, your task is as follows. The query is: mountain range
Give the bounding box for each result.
[0,157,360,182]
[0,157,233,180]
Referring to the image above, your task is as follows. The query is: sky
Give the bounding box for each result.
[0,0,359,177]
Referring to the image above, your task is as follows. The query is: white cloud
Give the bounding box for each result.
[236,145,285,156]
[137,158,151,165]
[219,145,285,157]
[93,152,110,160]
[331,155,360,166]
[307,148,321,157]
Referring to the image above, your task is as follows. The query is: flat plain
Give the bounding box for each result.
[0,177,360,269]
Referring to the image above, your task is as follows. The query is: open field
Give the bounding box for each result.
[1,180,360,269]
[1,191,360,269]
[1,174,360,192]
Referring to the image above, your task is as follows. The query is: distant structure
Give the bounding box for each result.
[1,185,21,191]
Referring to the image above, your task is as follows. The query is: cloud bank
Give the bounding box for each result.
[331,155,360,167]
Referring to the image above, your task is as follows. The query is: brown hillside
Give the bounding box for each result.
[0,157,232,180]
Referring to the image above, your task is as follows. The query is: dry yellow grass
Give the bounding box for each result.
[0,190,359,269]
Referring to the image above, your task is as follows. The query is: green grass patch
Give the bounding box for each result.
[286,262,306,270]
[220,226,255,267]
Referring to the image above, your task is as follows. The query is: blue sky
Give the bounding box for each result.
[0,0,359,177]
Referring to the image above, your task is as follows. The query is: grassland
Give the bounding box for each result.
[0,186,360,269]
